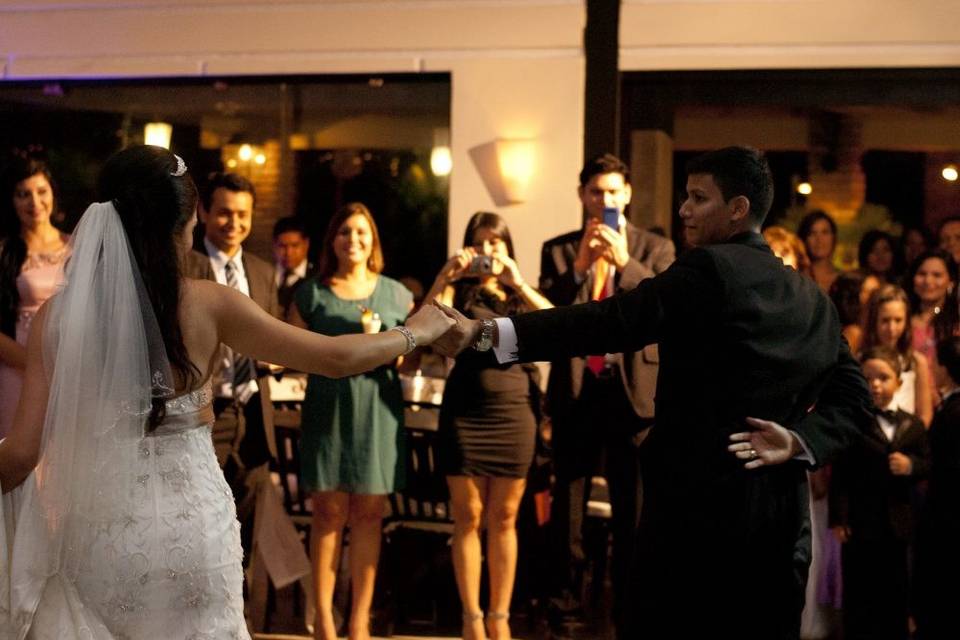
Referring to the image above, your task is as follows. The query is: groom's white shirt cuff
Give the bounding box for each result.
[491,316,814,463]
[493,318,519,364]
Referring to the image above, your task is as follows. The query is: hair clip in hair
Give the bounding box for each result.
[171,155,188,177]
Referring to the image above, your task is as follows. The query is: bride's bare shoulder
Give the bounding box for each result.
[180,278,227,314]
[181,278,253,317]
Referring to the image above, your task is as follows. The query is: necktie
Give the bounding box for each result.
[278,269,296,318]
[587,259,611,376]
[224,260,256,388]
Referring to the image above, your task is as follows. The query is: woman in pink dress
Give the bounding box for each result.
[0,156,70,437]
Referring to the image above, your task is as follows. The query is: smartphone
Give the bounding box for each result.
[468,255,493,275]
[602,206,621,231]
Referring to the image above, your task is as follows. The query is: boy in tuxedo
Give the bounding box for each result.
[830,345,930,640]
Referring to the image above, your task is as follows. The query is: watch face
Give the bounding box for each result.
[474,320,494,351]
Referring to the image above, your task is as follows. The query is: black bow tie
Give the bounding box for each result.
[878,408,898,422]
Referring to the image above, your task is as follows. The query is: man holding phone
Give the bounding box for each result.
[538,154,675,635]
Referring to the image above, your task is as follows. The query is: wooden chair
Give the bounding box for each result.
[257,404,314,632]
[381,423,458,630]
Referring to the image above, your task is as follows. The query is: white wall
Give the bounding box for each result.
[620,0,960,71]
[0,0,587,276]
[5,0,955,270]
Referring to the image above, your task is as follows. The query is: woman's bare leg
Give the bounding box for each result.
[484,477,526,640]
[345,493,386,640]
[448,475,489,640]
[312,491,350,640]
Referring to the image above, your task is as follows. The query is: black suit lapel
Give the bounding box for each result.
[890,410,915,447]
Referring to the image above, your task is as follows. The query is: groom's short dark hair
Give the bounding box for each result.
[686,146,774,226]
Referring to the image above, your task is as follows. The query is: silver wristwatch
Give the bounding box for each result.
[473,319,495,352]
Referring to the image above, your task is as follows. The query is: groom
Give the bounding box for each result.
[435,146,872,639]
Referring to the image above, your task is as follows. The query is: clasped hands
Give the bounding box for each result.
[402,301,480,357]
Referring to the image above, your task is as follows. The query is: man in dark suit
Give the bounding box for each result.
[539,154,674,630]
[916,337,960,639]
[272,216,313,322]
[435,146,872,638]
[185,172,280,530]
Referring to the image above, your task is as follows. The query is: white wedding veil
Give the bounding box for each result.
[3,201,173,639]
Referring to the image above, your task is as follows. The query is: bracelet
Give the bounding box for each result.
[391,325,417,355]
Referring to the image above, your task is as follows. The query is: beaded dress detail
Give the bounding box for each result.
[65,381,250,639]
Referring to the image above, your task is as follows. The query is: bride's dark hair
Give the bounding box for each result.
[98,145,201,429]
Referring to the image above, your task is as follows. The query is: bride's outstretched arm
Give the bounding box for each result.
[209,281,453,378]
[0,304,49,493]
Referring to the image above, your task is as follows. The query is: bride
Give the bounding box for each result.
[0,145,454,639]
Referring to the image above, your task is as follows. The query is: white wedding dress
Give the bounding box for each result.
[0,202,250,639]
[3,383,250,639]
[76,382,248,638]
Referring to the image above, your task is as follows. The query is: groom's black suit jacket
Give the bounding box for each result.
[512,231,872,639]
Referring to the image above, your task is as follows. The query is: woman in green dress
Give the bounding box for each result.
[291,202,412,640]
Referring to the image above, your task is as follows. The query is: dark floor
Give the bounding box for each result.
[259,558,616,640]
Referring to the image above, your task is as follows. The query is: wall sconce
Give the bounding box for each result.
[494,138,536,204]
[430,128,452,177]
[144,122,173,149]
[943,164,958,182]
[796,181,813,195]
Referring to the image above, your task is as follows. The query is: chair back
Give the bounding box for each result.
[386,428,452,529]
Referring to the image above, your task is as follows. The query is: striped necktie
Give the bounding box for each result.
[224,259,256,388]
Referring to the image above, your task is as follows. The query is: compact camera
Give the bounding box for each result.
[468,255,494,275]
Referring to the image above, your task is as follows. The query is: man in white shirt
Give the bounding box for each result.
[186,173,280,538]
[272,216,312,322]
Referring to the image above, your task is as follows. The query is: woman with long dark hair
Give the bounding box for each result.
[0,156,70,437]
[0,146,453,638]
[424,211,553,640]
[289,202,413,640]
[798,210,841,293]
[908,248,960,408]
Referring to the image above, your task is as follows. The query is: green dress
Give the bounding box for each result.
[295,276,412,494]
